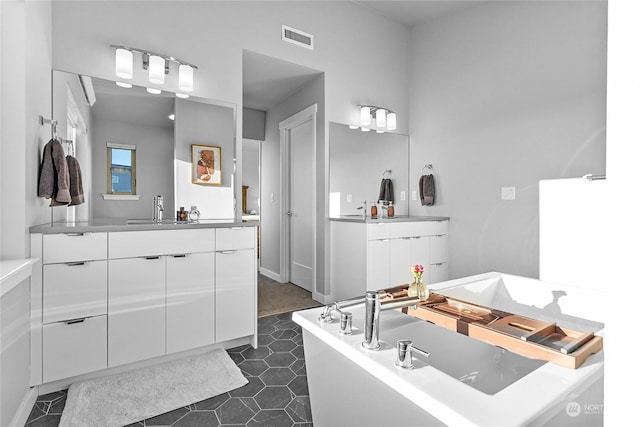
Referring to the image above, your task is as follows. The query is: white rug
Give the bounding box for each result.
[59,349,248,427]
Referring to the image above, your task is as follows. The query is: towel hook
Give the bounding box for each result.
[421,164,433,175]
[39,116,58,140]
[382,169,392,179]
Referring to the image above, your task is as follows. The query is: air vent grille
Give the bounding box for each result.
[282,25,314,50]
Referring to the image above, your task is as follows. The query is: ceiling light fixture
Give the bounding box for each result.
[111,45,198,94]
[357,105,397,132]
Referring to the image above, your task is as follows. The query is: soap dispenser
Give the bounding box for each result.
[387,201,394,218]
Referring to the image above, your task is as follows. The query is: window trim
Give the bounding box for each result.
[106,142,137,195]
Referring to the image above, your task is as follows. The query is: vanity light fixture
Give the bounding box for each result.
[146,87,162,95]
[115,82,132,89]
[110,45,198,94]
[115,48,133,79]
[357,105,397,132]
[148,55,165,84]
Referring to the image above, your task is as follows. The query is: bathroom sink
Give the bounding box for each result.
[379,311,546,395]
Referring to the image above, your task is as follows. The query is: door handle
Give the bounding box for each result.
[286,211,293,216]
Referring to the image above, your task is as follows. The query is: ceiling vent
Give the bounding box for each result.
[282,25,314,50]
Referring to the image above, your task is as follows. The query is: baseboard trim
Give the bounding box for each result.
[259,267,281,282]
[10,387,38,427]
[312,291,330,305]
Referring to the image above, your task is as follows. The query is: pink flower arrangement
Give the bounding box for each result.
[412,264,424,279]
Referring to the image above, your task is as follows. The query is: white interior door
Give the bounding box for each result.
[288,118,313,292]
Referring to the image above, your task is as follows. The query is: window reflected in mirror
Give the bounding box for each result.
[107,143,136,195]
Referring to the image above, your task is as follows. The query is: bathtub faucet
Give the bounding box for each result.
[362,291,423,351]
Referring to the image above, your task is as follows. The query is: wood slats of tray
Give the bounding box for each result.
[394,291,603,369]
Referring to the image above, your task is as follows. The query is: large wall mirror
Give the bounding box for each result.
[52,70,236,221]
[329,122,409,217]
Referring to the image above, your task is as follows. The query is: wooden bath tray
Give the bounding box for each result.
[392,291,603,369]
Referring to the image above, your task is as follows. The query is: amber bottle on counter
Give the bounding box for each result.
[371,203,378,218]
[387,202,394,218]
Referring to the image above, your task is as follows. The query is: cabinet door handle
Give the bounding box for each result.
[65,261,87,266]
[219,250,236,254]
[64,232,86,237]
[144,256,160,260]
[412,236,422,240]
[172,254,189,258]
[402,237,412,240]
[433,262,445,266]
[65,318,87,325]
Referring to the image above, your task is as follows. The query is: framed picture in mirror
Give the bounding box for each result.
[192,144,222,185]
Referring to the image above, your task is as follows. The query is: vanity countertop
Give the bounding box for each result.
[29,218,258,234]
[329,215,449,223]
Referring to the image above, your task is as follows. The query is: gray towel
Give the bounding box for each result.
[38,139,71,206]
[378,178,394,203]
[66,155,85,206]
[419,174,435,206]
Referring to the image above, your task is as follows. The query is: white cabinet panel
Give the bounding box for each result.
[108,257,166,367]
[390,238,412,286]
[367,223,390,240]
[216,227,255,251]
[166,252,215,354]
[429,263,449,285]
[215,249,256,342]
[42,315,107,383]
[410,237,430,272]
[43,232,107,264]
[366,240,390,291]
[109,229,215,259]
[43,261,107,324]
[430,234,448,264]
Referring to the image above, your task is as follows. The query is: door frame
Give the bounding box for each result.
[279,104,317,299]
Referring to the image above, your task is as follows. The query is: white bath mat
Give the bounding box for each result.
[59,349,248,427]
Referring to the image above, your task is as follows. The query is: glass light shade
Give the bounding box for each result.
[146,87,161,95]
[376,109,387,128]
[361,127,370,132]
[376,130,385,133]
[178,64,194,92]
[115,81,132,88]
[387,112,397,131]
[360,106,371,126]
[115,48,133,79]
[349,125,359,129]
[176,93,190,99]
[148,55,165,84]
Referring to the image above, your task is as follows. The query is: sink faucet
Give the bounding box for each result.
[362,291,424,351]
[153,195,164,223]
[356,200,367,219]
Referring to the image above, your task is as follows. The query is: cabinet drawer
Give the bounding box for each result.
[428,262,448,284]
[42,315,107,383]
[43,261,107,324]
[216,227,255,251]
[430,235,448,264]
[43,232,107,264]
[408,221,448,237]
[367,223,389,240]
[109,229,215,258]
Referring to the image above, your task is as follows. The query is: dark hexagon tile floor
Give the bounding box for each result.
[25,312,313,426]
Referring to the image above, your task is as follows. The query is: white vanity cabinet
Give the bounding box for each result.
[30,224,256,387]
[35,232,109,383]
[215,227,257,343]
[331,219,449,302]
[166,252,215,354]
[108,229,215,367]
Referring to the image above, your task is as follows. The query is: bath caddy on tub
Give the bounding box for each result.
[384,288,603,369]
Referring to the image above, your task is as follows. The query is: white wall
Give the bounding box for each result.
[408,1,607,280]
[1,1,52,424]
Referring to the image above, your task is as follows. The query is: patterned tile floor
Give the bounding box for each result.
[25,312,313,426]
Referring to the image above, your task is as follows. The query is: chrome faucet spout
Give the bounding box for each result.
[362,291,422,351]
[153,195,164,223]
